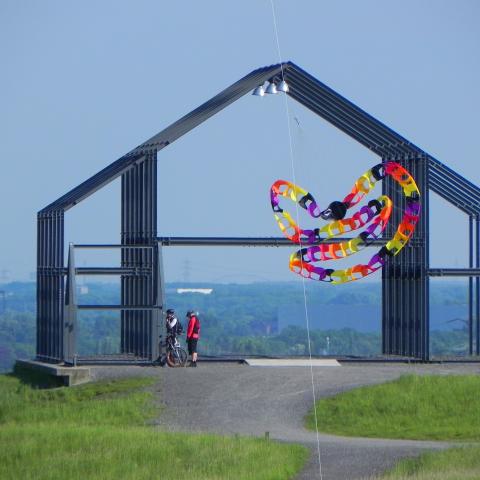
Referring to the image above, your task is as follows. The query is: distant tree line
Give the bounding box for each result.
[0,281,472,372]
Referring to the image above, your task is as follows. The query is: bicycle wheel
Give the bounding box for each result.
[177,347,187,366]
[167,347,187,367]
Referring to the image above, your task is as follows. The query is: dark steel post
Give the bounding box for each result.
[121,151,158,360]
[469,216,474,355]
[152,243,166,361]
[36,211,65,363]
[64,243,77,364]
[476,216,480,356]
[382,155,428,360]
[36,213,44,359]
[423,158,430,360]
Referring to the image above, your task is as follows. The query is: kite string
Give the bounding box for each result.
[269,2,323,479]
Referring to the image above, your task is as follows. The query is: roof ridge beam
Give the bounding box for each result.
[286,78,401,157]
[130,64,284,154]
[285,70,410,156]
[429,157,480,200]
[429,170,480,207]
[285,63,423,155]
[429,178,479,214]
[40,153,146,213]
[41,63,286,214]
[288,89,388,154]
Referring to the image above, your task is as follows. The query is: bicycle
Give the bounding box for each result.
[158,333,187,367]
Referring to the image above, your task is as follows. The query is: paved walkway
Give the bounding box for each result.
[91,362,480,480]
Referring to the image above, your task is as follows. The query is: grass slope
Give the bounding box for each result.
[305,373,480,479]
[381,445,480,480]
[306,374,480,440]
[0,367,307,480]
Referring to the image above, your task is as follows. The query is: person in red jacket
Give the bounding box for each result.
[186,310,200,367]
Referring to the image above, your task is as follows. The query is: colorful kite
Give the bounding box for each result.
[270,162,420,284]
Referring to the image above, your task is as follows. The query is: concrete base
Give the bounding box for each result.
[244,358,341,367]
[16,359,91,386]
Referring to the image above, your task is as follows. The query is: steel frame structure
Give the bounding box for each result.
[37,62,480,364]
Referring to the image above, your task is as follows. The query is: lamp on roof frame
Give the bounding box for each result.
[252,85,265,96]
[277,80,289,93]
[265,82,278,94]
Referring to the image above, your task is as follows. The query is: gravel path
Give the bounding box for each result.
[90,362,480,480]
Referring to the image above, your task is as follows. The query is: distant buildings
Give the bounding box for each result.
[176,288,213,295]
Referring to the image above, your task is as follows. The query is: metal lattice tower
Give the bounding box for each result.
[37,62,480,364]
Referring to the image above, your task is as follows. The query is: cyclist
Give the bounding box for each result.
[166,309,181,346]
[186,310,200,367]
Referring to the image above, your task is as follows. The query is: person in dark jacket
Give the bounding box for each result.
[166,309,180,345]
[186,310,200,367]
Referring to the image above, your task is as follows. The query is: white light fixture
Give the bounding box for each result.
[265,82,278,94]
[252,85,265,96]
[277,80,289,93]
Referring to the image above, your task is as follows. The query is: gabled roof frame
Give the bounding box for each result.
[41,61,480,215]
[37,61,480,363]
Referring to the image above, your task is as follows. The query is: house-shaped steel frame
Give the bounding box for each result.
[37,62,480,364]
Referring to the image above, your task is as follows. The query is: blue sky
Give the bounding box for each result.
[1,0,479,283]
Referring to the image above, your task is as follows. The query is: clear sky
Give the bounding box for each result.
[1,0,479,283]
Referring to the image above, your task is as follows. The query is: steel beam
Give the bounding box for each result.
[78,305,161,310]
[41,154,146,213]
[75,267,152,276]
[428,268,480,277]
[283,65,420,156]
[157,236,387,247]
[131,64,284,154]
[428,157,480,209]
[429,174,479,214]
[74,244,154,249]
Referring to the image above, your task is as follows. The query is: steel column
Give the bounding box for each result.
[477,216,480,355]
[121,151,159,360]
[64,243,77,364]
[382,156,429,359]
[469,216,474,355]
[152,243,166,361]
[36,210,65,363]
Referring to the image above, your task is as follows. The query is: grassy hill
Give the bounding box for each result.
[306,374,480,479]
[0,366,307,480]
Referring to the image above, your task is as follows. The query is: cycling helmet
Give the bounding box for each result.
[166,309,175,315]
[186,310,194,317]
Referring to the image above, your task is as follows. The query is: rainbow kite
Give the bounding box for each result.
[270,162,420,284]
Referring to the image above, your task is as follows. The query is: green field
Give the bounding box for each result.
[0,367,307,480]
[381,445,480,480]
[306,374,480,479]
[306,374,480,440]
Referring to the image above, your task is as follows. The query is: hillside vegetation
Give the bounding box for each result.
[0,281,473,372]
